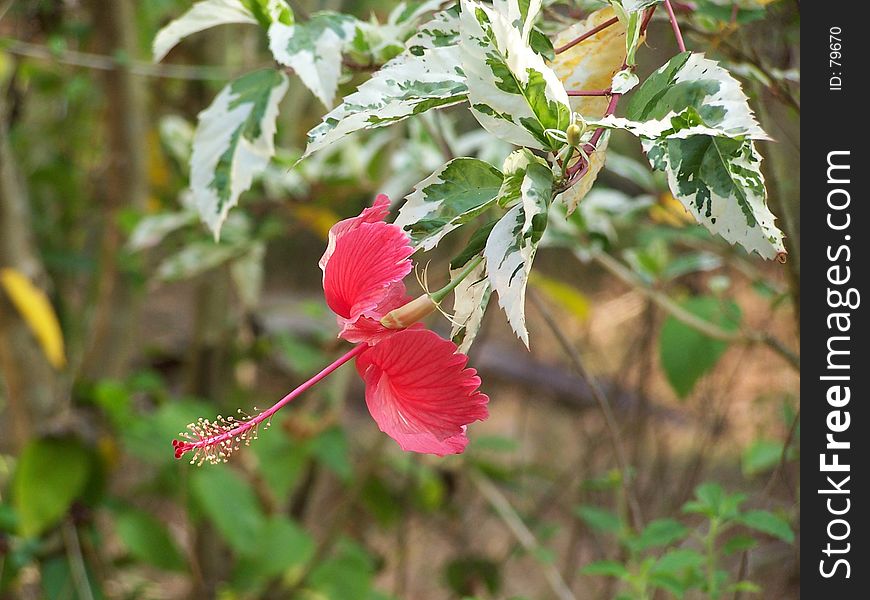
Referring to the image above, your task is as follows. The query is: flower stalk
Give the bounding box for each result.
[173,343,367,464]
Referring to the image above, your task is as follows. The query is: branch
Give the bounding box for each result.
[664,0,688,52]
[592,251,800,370]
[529,291,645,533]
[554,16,619,54]
[469,469,577,600]
[0,37,249,81]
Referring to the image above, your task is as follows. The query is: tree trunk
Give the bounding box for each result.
[0,94,58,451]
[80,0,149,380]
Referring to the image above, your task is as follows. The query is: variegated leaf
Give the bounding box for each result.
[153,0,292,62]
[556,131,610,214]
[591,52,770,140]
[460,0,571,150]
[550,7,626,118]
[609,0,657,66]
[644,136,785,260]
[302,9,467,159]
[394,158,504,250]
[611,68,639,94]
[493,0,543,40]
[268,12,360,107]
[497,148,550,208]
[450,257,492,353]
[190,69,288,238]
[484,160,553,346]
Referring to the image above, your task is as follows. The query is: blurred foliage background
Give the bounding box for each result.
[0,0,798,598]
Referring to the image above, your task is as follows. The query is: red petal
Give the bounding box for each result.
[338,282,410,344]
[319,194,391,271]
[323,221,413,322]
[356,329,489,455]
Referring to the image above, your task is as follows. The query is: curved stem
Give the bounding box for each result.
[554,16,619,54]
[174,343,367,462]
[664,0,687,52]
[567,89,612,97]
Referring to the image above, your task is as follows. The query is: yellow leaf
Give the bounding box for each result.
[650,192,695,227]
[530,272,591,322]
[551,7,627,118]
[0,268,66,368]
[292,205,341,241]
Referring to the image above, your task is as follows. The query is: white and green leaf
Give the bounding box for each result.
[609,0,658,66]
[611,68,639,94]
[460,0,571,150]
[592,52,770,140]
[493,0,543,41]
[484,160,553,346]
[450,257,492,353]
[302,9,467,159]
[190,69,288,238]
[644,136,785,259]
[154,0,258,62]
[394,158,504,250]
[268,12,360,107]
[153,0,292,62]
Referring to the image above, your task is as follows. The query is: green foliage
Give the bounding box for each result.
[658,296,741,398]
[12,438,94,537]
[577,481,794,599]
[113,507,187,571]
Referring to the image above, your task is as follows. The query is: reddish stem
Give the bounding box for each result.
[554,16,619,54]
[173,343,367,460]
[567,89,612,97]
[664,0,687,52]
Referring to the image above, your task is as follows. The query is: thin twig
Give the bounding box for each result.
[567,89,612,97]
[62,520,96,600]
[554,16,619,54]
[592,252,800,370]
[1,37,250,80]
[470,469,577,600]
[530,290,645,533]
[664,0,688,52]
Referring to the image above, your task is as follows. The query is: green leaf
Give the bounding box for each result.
[737,510,794,544]
[742,439,785,476]
[233,515,314,582]
[643,136,784,260]
[460,0,570,150]
[581,560,629,578]
[13,438,92,537]
[309,539,378,599]
[42,556,105,600]
[394,158,504,250]
[190,467,265,555]
[484,155,553,346]
[302,8,467,159]
[722,534,758,555]
[190,69,288,238]
[309,427,352,482]
[575,505,622,534]
[652,548,705,575]
[631,518,689,552]
[114,508,186,571]
[659,296,740,398]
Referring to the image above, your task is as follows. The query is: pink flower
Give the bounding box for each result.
[174,196,488,463]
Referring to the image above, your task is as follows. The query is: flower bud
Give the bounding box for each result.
[566,123,583,147]
[380,294,437,330]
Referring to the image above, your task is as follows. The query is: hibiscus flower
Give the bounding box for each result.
[174,196,489,463]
